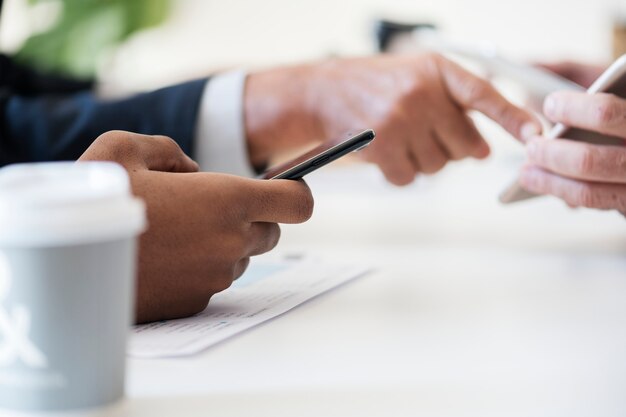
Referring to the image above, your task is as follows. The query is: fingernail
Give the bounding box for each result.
[544,95,556,117]
[521,122,541,143]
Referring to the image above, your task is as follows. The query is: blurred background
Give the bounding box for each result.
[1,0,626,94]
[3,4,626,413]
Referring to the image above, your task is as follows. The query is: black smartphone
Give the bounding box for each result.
[261,129,376,180]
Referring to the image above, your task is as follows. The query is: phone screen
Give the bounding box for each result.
[261,130,375,180]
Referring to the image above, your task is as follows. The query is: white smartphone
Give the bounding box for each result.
[500,54,626,204]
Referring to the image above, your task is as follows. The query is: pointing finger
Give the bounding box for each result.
[437,57,542,143]
[543,91,626,140]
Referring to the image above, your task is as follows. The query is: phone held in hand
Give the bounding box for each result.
[261,129,376,180]
[500,54,626,204]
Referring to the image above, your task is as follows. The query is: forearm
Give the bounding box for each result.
[0,78,206,166]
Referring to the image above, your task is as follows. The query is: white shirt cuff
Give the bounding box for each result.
[194,70,255,177]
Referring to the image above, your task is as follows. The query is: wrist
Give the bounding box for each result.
[244,64,323,168]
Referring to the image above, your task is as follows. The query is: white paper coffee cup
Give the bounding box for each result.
[0,162,146,414]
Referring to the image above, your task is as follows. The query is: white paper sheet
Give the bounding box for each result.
[128,257,371,358]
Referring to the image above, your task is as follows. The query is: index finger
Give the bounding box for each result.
[526,137,626,183]
[134,134,200,173]
[90,131,199,173]
[544,91,626,140]
[437,58,542,142]
[243,179,314,224]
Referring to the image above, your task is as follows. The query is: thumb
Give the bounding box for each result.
[244,179,315,224]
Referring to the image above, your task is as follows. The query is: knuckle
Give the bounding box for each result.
[593,97,619,126]
[496,106,518,132]
[267,223,281,250]
[93,130,119,144]
[154,135,181,154]
[574,184,598,208]
[617,151,626,175]
[213,279,233,294]
[98,130,136,151]
[89,130,139,163]
[421,157,447,174]
[153,135,184,165]
[442,135,472,160]
[447,151,464,162]
[385,169,414,186]
[420,164,437,175]
[574,147,598,176]
[418,145,449,173]
[609,192,624,211]
[211,268,236,293]
[234,257,251,279]
[462,80,489,105]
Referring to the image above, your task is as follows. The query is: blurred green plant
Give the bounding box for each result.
[15,0,172,77]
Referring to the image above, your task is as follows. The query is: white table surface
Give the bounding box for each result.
[124,133,626,417]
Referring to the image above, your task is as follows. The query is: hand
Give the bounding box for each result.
[79,131,314,323]
[537,61,606,88]
[245,53,541,185]
[519,91,626,214]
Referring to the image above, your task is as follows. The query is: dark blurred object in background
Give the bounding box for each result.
[375,19,435,53]
[0,53,93,94]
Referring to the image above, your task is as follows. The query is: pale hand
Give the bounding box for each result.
[245,53,541,186]
[519,91,626,215]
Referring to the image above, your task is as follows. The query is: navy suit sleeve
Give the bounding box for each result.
[0,78,208,166]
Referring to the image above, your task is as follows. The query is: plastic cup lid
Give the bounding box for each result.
[0,162,146,247]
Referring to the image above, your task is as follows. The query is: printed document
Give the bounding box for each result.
[129,257,370,358]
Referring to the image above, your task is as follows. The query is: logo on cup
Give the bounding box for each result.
[0,252,48,369]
